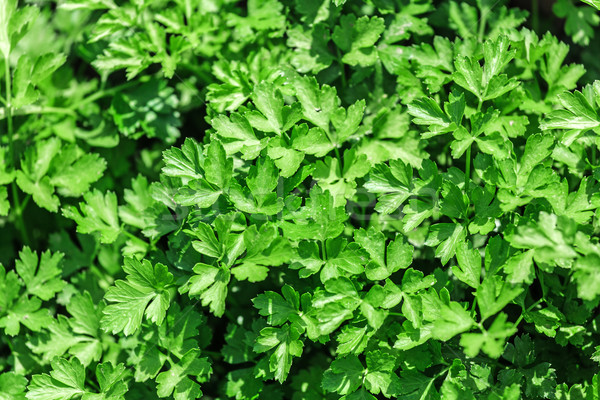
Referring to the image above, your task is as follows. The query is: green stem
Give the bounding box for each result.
[76,78,146,108]
[282,130,292,145]
[335,47,347,89]
[4,59,29,246]
[121,228,151,250]
[334,146,341,163]
[471,296,478,316]
[465,144,471,189]
[321,239,328,260]
[420,367,450,397]
[0,105,78,120]
[20,194,31,212]
[4,58,14,167]
[478,8,488,42]
[515,298,544,326]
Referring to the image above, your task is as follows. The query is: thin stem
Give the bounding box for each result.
[4,59,29,246]
[4,59,14,167]
[282,129,292,145]
[465,144,471,189]
[75,78,145,108]
[420,367,450,397]
[0,105,78,120]
[321,239,328,260]
[121,228,151,249]
[335,46,347,89]
[478,8,488,43]
[514,298,544,326]
[20,194,31,213]
[471,296,478,316]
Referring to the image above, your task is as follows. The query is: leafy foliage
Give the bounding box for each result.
[1,0,599,399]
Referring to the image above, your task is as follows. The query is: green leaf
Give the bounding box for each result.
[0,0,17,59]
[395,369,439,399]
[476,276,523,321]
[294,76,339,132]
[267,139,304,177]
[355,227,413,280]
[333,14,385,66]
[62,189,120,244]
[460,313,517,358]
[94,362,129,399]
[553,0,600,45]
[229,156,283,215]
[336,324,372,355]
[0,296,52,336]
[26,358,86,400]
[421,289,475,341]
[425,223,466,265]
[101,258,174,335]
[253,324,304,383]
[246,82,302,135]
[440,181,468,219]
[161,137,205,182]
[281,186,347,242]
[155,349,211,400]
[0,372,27,400]
[503,250,535,285]
[212,113,265,159]
[580,0,600,9]
[15,138,61,212]
[26,358,128,400]
[432,302,474,342]
[292,125,335,157]
[322,355,364,395]
[453,241,481,289]
[572,254,600,301]
[453,56,483,101]
[402,268,436,294]
[183,263,230,317]
[12,53,66,108]
[364,160,413,214]
[205,140,233,189]
[408,97,450,127]
[253,285,299,326]
[15,247,65,301]
[109,78,181,142]
[541,88,600,131]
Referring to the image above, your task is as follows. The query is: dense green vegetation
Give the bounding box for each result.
[1,0,600,398]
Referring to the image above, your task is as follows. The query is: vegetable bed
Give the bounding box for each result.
[1,0,600,399]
